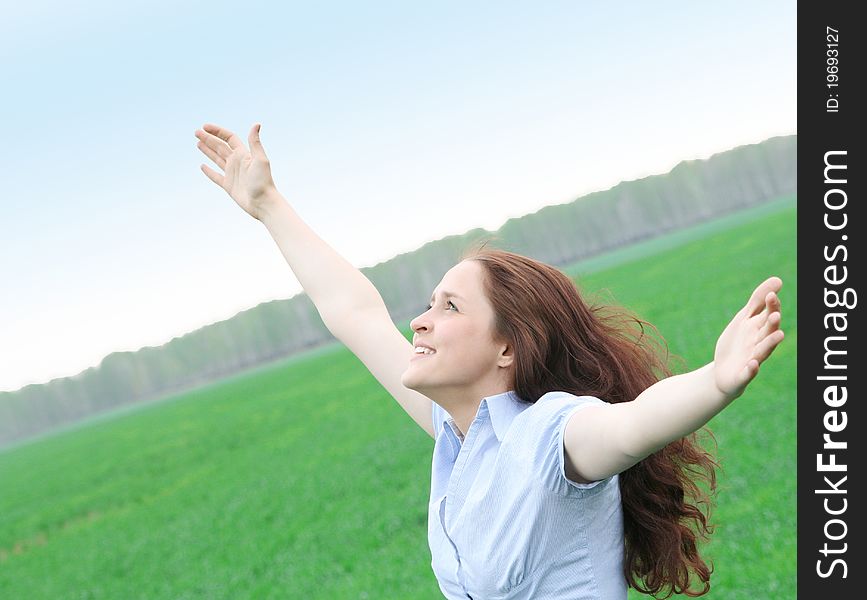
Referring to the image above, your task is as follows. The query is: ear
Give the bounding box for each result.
[497,342,514,369]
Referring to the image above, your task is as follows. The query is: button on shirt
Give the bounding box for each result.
[428,390,626,600]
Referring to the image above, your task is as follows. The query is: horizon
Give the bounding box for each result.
[2,133,794,393]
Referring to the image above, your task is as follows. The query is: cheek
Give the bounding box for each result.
[452,336,496,367]
[439,322,496,363]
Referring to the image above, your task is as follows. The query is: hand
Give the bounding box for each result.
[195,122,278,220]
[712,276,786,400]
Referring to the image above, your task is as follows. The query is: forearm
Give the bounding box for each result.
[258,191,386,331]
[620,362,732,458]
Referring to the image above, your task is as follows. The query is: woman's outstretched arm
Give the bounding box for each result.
[563,276,786,483]
[195,123,435,438]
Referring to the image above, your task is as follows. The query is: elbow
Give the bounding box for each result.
[614,410,663,464]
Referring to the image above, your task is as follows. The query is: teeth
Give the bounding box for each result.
[414,347,436,355]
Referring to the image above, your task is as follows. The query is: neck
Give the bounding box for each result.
[448,399,483,439]
[429,383,513,438]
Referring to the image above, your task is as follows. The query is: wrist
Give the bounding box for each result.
[257,189,289,226]
[704,361,739,406]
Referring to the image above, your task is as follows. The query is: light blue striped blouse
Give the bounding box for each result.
[428,390,626,599]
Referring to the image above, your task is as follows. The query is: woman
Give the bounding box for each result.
[195,123,785,599]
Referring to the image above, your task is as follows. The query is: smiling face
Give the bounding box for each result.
[401,260,514,404]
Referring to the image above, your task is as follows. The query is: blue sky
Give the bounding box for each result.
[0,1,796,392]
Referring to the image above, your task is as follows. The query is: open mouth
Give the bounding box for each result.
[412,347,437,359]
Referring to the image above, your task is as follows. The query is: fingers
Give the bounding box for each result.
[248,123,268,161]
[197,139,226,170]
[203,123,245,150]
[745,276,783,318]
[758,310,782,340]
[753,329,785,364]
[738,359,760,389]
[756,291,782,338]
[195,129,232,162]
[200,164,224,187]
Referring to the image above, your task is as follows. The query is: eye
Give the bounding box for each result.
[426,300,458,311]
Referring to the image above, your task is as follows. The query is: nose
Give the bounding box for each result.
[410,306,432,334]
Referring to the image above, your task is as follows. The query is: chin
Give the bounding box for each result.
[401,370,418,391]
[402,370,432,395]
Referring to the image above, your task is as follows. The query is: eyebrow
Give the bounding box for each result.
[429,290,466,302]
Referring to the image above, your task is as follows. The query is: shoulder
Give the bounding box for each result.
[508,391,607,452]
[518,391,608,445]
[538,390,606,406]
[517,391,613,497]
[524,391,607,424]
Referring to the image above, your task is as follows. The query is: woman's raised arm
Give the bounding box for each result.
[195,122,381,319]
[195,123,435,438]
[562,276,786,483]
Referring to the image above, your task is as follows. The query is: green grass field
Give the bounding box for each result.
[0,200,796,599]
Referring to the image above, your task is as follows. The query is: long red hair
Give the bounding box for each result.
[462,245,717,598]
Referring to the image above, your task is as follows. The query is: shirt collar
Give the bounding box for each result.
[439,390,530,446]
[480,389,530,442]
